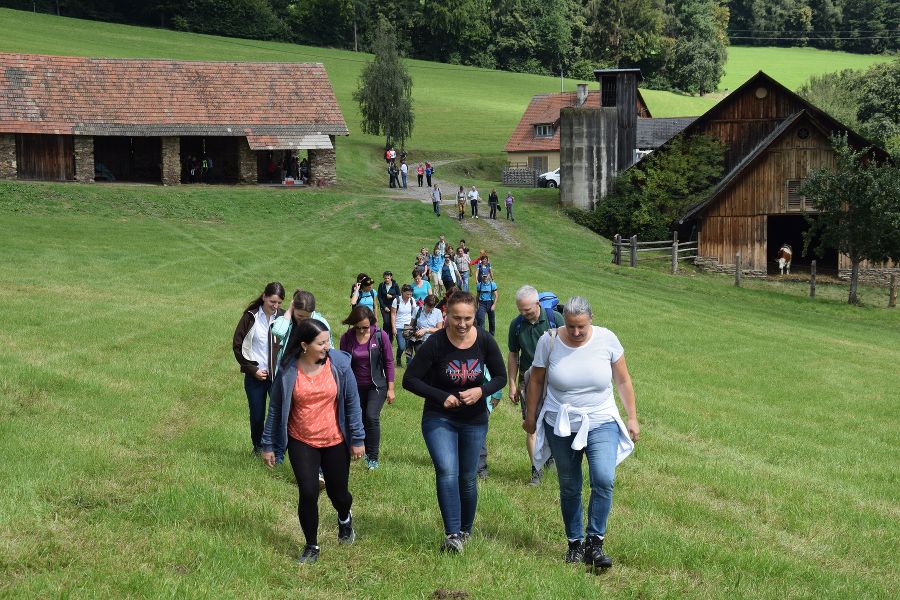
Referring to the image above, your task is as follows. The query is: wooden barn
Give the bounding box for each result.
[671,71,894,283]
[0,53,348,185]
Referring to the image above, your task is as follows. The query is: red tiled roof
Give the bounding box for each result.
[504,91,600,153]
[0,53,348,137]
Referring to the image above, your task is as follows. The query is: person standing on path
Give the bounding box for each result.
[505,192,515,221]
[453,246,472,292]
[507,285,559,485]
[425,162,434,187]
[431,184,442,217]
[400,161,408,189]
[417,163,425,187]
[488,189,499,220]
[468,186,480,219]
[456,186,466,221]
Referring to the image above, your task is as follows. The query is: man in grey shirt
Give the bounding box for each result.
[431,184,442,217]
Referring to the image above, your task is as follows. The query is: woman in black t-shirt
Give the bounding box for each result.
[402,291,507,554]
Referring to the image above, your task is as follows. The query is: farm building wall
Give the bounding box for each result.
[15,134,74,181]
[0,134,15,179]
[74,136,94,183]
[697,118,836,273]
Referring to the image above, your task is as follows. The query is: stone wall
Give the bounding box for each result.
[694,256,767,279]
[73,136,94,183]
[838,268,898,287]
[238,138,257,184]
[161,137,181,185]
[0,134,15,180]
[501,166,537,187]
[309,137,336,185]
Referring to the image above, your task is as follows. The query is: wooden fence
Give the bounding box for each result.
[611,232,698,274]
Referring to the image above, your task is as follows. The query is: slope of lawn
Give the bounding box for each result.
[0,181,898,599]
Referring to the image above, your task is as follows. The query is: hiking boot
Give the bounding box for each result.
[440,533,464,554]
[297,544,320,564]
[545,456,555,470]
[529,466,543,486]
[477,468,488,481]
[366,457,379,470]
[459,531,471,544]
[338,514,356,545]
[584,535,613,570]
[565,539,585,564]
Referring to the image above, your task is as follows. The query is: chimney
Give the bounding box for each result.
[576,83,588,107]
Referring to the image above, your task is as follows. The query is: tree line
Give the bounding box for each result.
[7,1,895,93]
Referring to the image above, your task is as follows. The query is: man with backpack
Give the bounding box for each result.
[507,285,561,486]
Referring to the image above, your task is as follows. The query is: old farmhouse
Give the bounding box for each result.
[0,53,348,185]
[504,78,692,185]
[673,71,894,282]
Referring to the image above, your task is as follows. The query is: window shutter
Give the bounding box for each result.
[786,180,803,211]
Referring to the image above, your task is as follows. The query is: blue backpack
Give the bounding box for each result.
[512,291,562,336]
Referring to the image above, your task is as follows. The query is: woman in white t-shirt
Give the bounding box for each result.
[391,284,417,367]
[523,296,639,571]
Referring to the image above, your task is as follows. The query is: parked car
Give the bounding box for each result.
[538,167,559,188]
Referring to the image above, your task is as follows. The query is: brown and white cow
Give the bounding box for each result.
[777,244,793,275]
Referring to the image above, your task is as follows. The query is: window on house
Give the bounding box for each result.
[529,155,549,173]
[534,124,553,138]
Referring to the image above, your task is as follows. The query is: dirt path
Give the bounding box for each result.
[384,159,521,247]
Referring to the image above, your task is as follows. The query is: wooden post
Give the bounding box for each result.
[671,231,679,274]
[810,260,817,298]
[630,235,637,268]
[613,234,621,265]
[889,273,897,308]
[734,252,741,287]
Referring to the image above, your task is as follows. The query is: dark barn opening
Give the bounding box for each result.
[256,150,308,183]
[15,134,74,180]
[767,214,837,274]
[180,137,240,184]
[93,137,161,182]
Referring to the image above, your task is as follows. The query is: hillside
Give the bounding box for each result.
[1,10,898,599]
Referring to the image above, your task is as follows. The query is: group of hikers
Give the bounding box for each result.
[385,146,435,190]
[232,235,640,570]
[429,184,515,221]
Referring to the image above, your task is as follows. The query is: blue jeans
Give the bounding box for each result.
[459,271,469,292]
[421,416,488,535]
[243,373,271,452]
[395,330,409,362]
[544,419,618,540]
[476,300,495,335]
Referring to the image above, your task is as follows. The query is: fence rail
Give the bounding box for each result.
[611,232,697,274]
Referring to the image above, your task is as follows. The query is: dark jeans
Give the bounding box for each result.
[359,385,388,461]
[287,437,352,546]
[243,373,271,451]
[433,201,441,216]
[418,174,423,186]
[506,205,514,220]
[380,308,394,342]
[470,200,478,217]
[489,202,498,219]
[426,174,432,186]
[476,300,495,335]
[421,416,488,535]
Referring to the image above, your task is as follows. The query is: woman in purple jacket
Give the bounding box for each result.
[340,306,395,470]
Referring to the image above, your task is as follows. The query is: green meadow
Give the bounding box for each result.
[1,8,898,599]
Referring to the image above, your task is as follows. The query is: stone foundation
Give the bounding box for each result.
[838,268,898,287]
[694,256,767,278]
[73,136,94,183]
[0,134,15,179]
[238,138,257,184]
[161,137,181,185]
[309,136,336,185]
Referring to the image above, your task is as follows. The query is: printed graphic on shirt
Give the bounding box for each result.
[446,359,482,384]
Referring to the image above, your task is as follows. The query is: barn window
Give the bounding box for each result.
[534,124,554,138]
[786,179,815,212]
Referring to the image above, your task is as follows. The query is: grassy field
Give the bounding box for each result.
[1,9,899,599]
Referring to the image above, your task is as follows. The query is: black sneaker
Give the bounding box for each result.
[528,466,543,486]
[565,539,585,563]
[584,535,613,570]
[297,544,320,564]
[459,531,471,545]
[440,533,464,554]
[338,514,356,545]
